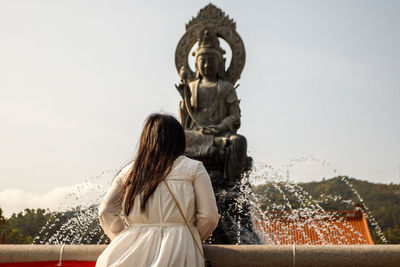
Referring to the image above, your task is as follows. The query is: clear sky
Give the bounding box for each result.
[0,0,399,216]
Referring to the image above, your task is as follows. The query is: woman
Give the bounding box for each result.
[96,113,220,267]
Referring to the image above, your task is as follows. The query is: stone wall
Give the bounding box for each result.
[1,245,400,267]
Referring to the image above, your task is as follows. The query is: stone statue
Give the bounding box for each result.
[176,28,250,185]
[175,4,260,244]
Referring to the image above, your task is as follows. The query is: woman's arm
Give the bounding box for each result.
[193,162,221,241]
[98,175,126,241]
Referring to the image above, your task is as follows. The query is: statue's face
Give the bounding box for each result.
[197,53,219,80]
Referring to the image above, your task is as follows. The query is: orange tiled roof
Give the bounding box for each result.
[255,208,374,245]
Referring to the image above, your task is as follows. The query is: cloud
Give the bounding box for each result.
[0,187,71,218]
[0,179,109,218]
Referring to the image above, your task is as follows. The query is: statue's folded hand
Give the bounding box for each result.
[201,127,213,135]
[208,124,226,135]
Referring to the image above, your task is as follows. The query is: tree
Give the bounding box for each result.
[2,208,49,244]
[0,207,7,243]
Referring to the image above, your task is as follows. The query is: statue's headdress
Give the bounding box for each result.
[192,28,226,58]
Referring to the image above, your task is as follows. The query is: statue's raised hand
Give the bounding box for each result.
[175,83,186,98]
[176,65,190,98]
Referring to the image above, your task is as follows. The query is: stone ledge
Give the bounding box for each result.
[0,245,105,263]
[1,245,400,267]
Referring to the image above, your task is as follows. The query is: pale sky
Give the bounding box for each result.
[1,1,399,216]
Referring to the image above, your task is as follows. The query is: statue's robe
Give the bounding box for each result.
[179,79,247,181]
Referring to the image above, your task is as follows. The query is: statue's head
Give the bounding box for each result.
[193,28,226,80]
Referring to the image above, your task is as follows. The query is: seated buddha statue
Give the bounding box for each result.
[176,29,251,184]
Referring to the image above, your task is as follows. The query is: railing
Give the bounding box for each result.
[1,245,400,267]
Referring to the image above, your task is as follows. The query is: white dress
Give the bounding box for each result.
[96,155,220,267]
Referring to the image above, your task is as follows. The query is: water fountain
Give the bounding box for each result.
[247,157,387,245]
[32,156,386,246]
[33,170,115,245]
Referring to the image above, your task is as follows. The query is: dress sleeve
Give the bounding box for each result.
[193,162,221,241]
[98,174,126,240]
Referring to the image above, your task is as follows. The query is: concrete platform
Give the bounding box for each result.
[1,244,400,267]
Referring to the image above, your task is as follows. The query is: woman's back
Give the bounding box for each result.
[126,155,196,226]
[97,155,220,266]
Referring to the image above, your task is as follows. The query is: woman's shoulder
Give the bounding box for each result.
[178,155,203,168]
[167,155,203,180]
[114,161,133,184]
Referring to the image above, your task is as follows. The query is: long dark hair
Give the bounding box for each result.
[120,113,186,215]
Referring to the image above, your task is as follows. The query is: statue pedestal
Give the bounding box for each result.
[210,179,261,244]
